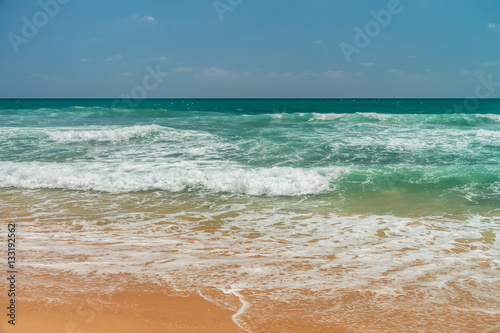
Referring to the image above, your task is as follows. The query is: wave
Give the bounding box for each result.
[0,162,348,195]
[265,112,500,126]
[2,102,499,126]
[475,129,500,138]
[1,161,498,198]
[253,111,494,127]
[0,125,222,144]
[1,124,498,168]
[46,124,164,142]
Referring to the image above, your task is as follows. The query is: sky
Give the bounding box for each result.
[0,0,500,98]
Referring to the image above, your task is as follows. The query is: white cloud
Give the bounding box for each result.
[362,62,374,66]
[322,70,344,79]
[313,40,323,44]
[133,14,155,22]
[159,57,170,61]
[202,67,236,77]
[80,57,90,63]
[171,67,193,73]
[460,70,471,75]
[488,23,499,29]
[104,54,122,62]
[120,72,133,77]
[266,70,366,81]
[266,72,293,78]
[196,67,253,82]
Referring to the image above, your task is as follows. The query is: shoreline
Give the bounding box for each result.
[4,268,500,332]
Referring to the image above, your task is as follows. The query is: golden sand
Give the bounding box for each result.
[0,284,243,333]
[2,268,500,332]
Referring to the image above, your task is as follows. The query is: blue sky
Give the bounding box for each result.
[1,0,500,98]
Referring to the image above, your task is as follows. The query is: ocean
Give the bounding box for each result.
[1,98,499,331]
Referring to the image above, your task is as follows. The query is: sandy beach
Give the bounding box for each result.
[3,262,500,333]
[0,270,243,333]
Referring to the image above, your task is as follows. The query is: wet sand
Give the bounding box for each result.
[1,213,499,332]
[2,268,500,333]
[0,279,243,333]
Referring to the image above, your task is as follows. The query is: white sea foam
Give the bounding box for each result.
[357,112,393,121]
[18,211,500,294]
[46,125,164,142]
[310,112,393,121]
[0,161,347,195]
[475,113,500,122]
[12,191,500,332]
[475,129,500,138]
[222,285,252,332]
[311,113,347,120]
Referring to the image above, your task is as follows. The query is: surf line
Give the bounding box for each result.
[198,286,250,332]
[222,285,251,332]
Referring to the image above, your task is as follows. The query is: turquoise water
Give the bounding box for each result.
[0,99,499,216]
